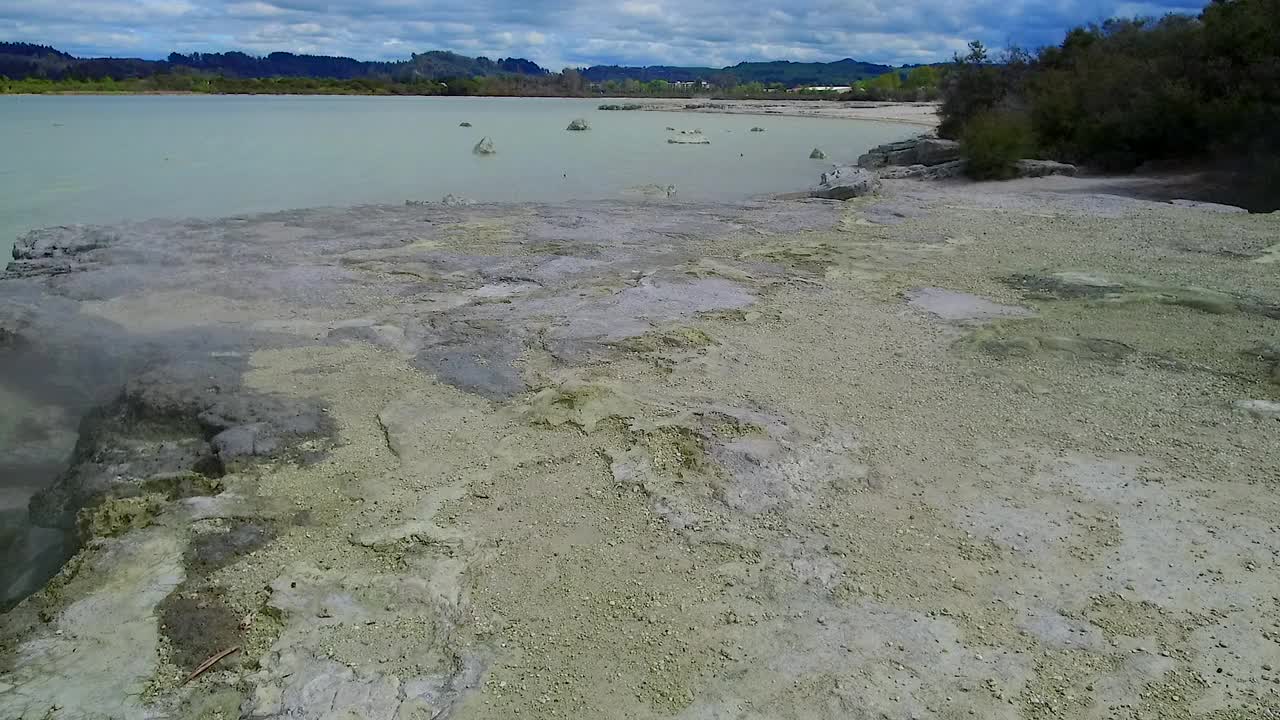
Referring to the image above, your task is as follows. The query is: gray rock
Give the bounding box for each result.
[440,194,474,206]
[811,166,881,200]
[1013,159,1077,178]
[809,148,827,160]
[879,160,967,180]
[750,127,766,132]
[915,138,961,166]
[566,118,591,131]
[6,225,116,277]
[472,137,495,155]
[12,225,116,261]
[1234,399,1280,420]
[668,137,711,145]
[28,359,331,529]
[458,122,472,127]
[1168,199,1248,214]
[886,148,917,165]
[857,151,888,169]
[857,136,931,169]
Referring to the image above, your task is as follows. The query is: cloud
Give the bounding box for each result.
[0,0,1207,67]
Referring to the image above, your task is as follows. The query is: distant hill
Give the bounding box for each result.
[580,58,894,86]
[0,42,549,82]
[1,41,903,88]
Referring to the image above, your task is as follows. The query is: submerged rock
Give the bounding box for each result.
[809,148,827,160]
[473,137,496,155]
[566,118,591,131]
[668,137,711,145]
[458,121,472,127]
[750,127,766,132]
[810,166,881,200]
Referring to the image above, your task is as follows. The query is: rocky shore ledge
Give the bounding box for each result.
[2,174,1278,719]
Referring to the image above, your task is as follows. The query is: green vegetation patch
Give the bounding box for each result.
[617,327,717,353]
[522,384,640,433]
[142,472,225,500]
[76,494,165,540]
[642,426,708,476]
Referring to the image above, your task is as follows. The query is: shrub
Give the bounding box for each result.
[961,111,1035,179]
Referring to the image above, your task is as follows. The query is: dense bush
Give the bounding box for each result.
[939,0,1280,206]
[961,111,1035,179]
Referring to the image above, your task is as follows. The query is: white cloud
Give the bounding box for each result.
[3,0,1206,67]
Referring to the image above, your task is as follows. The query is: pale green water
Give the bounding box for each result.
[0,95,917,257]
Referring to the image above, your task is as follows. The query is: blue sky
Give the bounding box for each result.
[1,0,1208,68]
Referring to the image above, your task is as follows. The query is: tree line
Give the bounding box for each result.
[938,0,1278,208]
[0,41,940,94]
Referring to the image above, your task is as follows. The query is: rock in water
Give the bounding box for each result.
[473,137,495,155]
[750,127,766,132]
[566,118,591,131]
[810,148,827,160]
[459,122,472,127]
[810,166,882,200]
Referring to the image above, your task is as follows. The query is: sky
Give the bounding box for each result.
[1,0,1208,69]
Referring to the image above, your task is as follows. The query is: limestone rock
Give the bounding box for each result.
[811,166,882,200]
[879,160,966,180]
[440,194,474,206]
[857,136,927,169]
[472,137,495,155]
[915,138,961,165]
[1234,399,1280,420]
[1013,159,1077,178]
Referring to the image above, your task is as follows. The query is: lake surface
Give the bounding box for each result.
[0,95,917,257]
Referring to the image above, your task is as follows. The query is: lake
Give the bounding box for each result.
[0,94,916,606]
[0,95,918,258]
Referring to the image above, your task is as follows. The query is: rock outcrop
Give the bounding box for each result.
[473,137,495,155]
[28,359,331,531]
[879,160,967,180]
[810,166,882,200]
[458,122,472,127]
[858,135,958,169]
[809,148,827,160]
[1012,159,1077,178]
[858,136,1078,182]
[566,118,591,131]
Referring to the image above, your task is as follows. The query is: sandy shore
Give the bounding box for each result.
[601,96,942,128]
[2,176,1278,719]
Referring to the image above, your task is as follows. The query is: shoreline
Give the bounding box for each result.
[598,96,941,127]
[3,176,1277,718]
[4,91,940,128]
